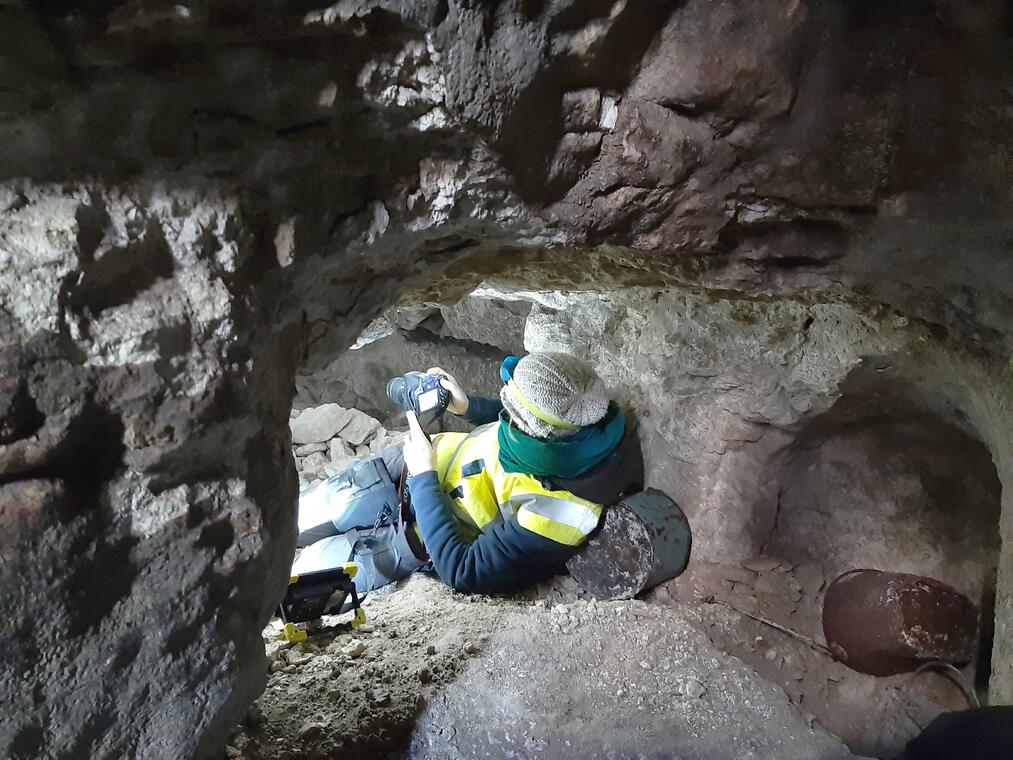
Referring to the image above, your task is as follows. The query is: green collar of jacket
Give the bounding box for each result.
[496,402,625,479]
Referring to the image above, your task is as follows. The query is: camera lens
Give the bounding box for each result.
[386,377,407,407]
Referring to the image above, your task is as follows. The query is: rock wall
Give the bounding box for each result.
[294,291,527,428]
[1,0,1010,757]
[298,328,501,431]
[0,183,301,758]
[502,277,1013,706]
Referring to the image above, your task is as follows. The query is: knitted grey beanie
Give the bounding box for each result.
[500,352,609,440]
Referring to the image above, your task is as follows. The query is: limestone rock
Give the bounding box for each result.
[409,599,857,760]
[0,184,297,760]
[679,678,707,699]
[338,408,382,446]
[294,441,328,456]
[329,437,355,463]
[300,452,330,480]
[561,88,602,133]
[438,292,530,355]
[298,722,324,741]
[344,641,367,659]
[295,316,506,430]
[369,427,389,455]
[291,404,352,445]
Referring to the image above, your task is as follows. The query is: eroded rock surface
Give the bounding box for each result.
[0,185,301,760]
[233,576,861,760]
[1,0,1011,757]
[409,591,860,760]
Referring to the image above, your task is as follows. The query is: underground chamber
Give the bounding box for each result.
[230,288,1008,760]
[3,1,1012,757]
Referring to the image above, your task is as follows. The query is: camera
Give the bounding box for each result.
[386,371,452,416]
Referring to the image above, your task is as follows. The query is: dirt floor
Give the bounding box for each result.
[228,577,512,760]
[228,575,874,760]
[657,559,976,759]
[226,562,987,760]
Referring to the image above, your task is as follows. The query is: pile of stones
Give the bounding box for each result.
[290,404,405,489]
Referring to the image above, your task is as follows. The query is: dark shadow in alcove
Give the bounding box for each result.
[768,363,1003,706]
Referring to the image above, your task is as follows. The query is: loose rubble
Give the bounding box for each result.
[229,576,862,760]
[227,576,514,760]
[290,405,405,489]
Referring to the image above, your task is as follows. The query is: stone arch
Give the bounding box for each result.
[1,1,1012,758]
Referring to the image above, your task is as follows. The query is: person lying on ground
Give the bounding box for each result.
[293,352,643,600]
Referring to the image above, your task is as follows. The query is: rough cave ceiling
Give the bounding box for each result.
[0,1,1011,758]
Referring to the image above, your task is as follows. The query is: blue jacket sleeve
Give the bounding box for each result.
[408,471,576,594]
[462,395,503,426]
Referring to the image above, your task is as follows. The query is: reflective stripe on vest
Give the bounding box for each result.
[509,492,600,546]
[431,423,603,546]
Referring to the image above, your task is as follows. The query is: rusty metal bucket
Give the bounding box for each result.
[822,569,978,676]
[567,488,691,600]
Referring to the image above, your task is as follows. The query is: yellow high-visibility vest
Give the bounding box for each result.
[430,423,603,546]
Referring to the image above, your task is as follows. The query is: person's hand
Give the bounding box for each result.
[427,367,469,415]
[403,411,436,476]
